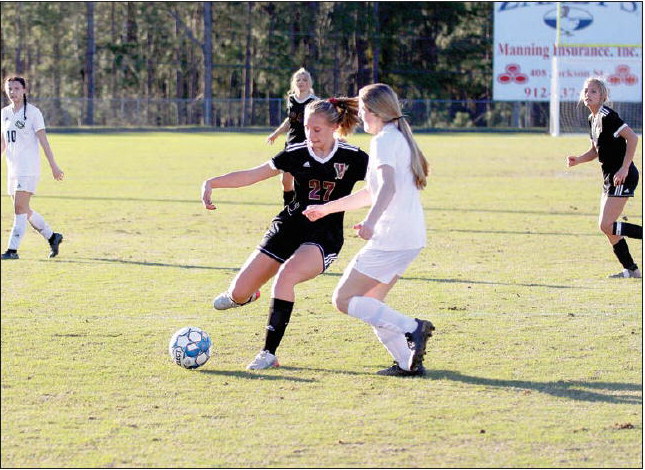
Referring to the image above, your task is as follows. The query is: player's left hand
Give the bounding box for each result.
[52,165,64,181]
[613,166,629,186]
[354,221,374,240]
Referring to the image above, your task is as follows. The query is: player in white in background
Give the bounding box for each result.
[304,83,435,377]
[1,76,64,260]
[266,68,317,205]
[566,77,641,278]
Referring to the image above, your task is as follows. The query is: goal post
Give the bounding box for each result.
[549,56,560,136]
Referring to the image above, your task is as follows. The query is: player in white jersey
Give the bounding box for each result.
[1,76,64,260]
[304,83,434,377]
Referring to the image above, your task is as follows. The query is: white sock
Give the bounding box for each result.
[28,211,53,240]
[347,296,417,334]
[8,214,28,251]
[372,326,413,371]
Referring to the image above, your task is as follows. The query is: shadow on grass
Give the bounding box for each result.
[428,369,642,405]
[7,194,281,207]
[9,194,610,218]
[47,257,239,273]
[49,257,587,290]
[278,366,375,377]
[431,228,599,237]
[197,368,316,383]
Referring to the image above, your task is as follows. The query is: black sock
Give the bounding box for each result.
[6,249,17,254]
[612,239,638,270]
[263,298,294,354]
[283,190,295,205]
[613,222,643,239]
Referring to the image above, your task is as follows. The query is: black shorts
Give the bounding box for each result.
[257,212,344,272]
[603,164,639,197]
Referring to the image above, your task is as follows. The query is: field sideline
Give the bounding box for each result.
[1,131,642,468]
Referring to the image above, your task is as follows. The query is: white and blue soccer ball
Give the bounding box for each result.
[168,326,212,369]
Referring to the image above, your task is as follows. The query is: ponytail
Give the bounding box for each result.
[397,117,428,189]
[305,98,360,138]
[359,83,429,189]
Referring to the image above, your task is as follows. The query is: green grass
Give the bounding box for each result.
[1,132,642,468]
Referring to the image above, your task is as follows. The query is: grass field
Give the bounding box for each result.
[1,131,642,468]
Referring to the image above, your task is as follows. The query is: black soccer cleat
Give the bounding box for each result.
[405,318,435,372]
[48,233,63,258]
[377,362,426,377]
[1,250,19,260]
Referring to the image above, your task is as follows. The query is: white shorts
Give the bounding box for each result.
[347,248,422,284]
[7,176,38,196]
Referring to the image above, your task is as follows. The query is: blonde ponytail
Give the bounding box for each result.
[359,83,429,189]
[397,117,429,189]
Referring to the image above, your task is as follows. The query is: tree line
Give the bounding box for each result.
[0,2,493,125]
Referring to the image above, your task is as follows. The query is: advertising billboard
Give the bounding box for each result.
[494,2,642,102]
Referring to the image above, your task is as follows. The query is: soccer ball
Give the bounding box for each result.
[168,326,212,369]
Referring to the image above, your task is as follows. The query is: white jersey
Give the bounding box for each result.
[365,123,426,251]
[1,103,46,178]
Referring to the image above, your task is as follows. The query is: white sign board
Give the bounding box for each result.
[494,2,642,102]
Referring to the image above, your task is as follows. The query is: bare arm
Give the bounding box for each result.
[303,186,371,221]
[612,126,639,185]
[567,144,598,167]
[36,129,64,180]
[356,165,396,240]
[1,133,6,156]
[266,118,290,145]
[201,162,280,210]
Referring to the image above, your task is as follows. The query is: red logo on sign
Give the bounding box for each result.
[607,65,638,86]
[497,64,529,85]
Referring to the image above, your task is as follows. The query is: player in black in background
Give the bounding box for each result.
[266,68,317,205]
[202,98,368,370]
[566,77,641,278]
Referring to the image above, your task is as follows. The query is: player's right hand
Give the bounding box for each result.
[201,182,216,210]
[303,205,326,221]
[566,156,577,167]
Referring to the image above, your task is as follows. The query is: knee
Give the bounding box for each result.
[229,284,252,304]
[13,203,30,215]
[270,272,296,299]
[599,220,614,236]
[331,288,350,314]
[274,268,296,287]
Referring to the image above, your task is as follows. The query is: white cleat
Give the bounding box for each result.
[608,268,642,279]
[213,290,260,310]
[246,350,279,370]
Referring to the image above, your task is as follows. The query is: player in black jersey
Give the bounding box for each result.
[202,97,367,369]
[567,78,641,278]
[266,68,317,205]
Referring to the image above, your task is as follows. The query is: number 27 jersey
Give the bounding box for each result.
[270,139,369,225]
